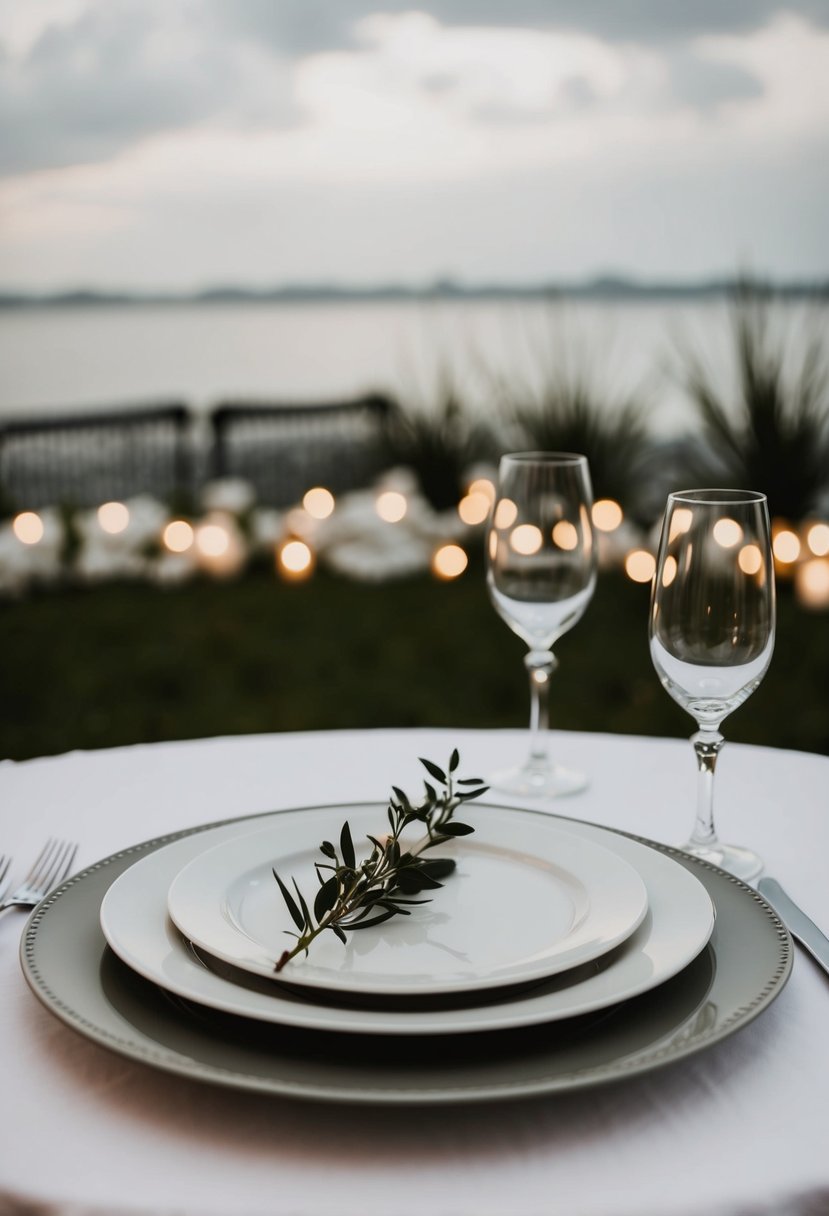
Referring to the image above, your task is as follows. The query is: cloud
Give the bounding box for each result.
[0,0,795,179]
[220,0,829,55]
[0,0,298,175]
[666,50,764,111]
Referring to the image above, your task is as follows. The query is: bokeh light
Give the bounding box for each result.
[163,520,195,553]
[12,511,44,545]
[303,487,335,520]
[669,507,693,542]
[661,555,677,587]
[196,523,230,558]
[432,544,468,579]
[772,529,800,564]
[467,477,495,504]
[278,539,314,579]
[625,550,656,583]
[457,491,491,526]
[713,518,743,548]
[591,499,623,533]
[510,524,543,555]
[376,490,407,523]
[551,521,578,551]
[493,498,517,529]
[738,544,763,575]
[806,522,829,557]
[97,501,130,535]
[795,559,829,610]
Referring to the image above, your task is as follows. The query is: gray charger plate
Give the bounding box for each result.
[20,811,792,1105]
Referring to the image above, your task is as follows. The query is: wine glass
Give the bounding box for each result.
[486,452,597,796]
[649,489,775,881]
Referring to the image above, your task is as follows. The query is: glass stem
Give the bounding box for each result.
[690,727,725,849]
[525,650,558,769]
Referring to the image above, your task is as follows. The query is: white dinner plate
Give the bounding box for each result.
[165,805,649,996]
[100,804,715,1034]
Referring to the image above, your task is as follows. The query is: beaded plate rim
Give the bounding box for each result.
[20,806,793,1105]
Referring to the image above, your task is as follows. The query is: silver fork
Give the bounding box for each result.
[0,854,11,900]
[0,839,78,916]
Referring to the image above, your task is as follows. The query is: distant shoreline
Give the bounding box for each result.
[1,276,828,309]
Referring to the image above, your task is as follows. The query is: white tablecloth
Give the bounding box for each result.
[1,727,827,1216]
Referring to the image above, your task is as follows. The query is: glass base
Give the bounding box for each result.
[487,760,588,799]
[679,839,763,883]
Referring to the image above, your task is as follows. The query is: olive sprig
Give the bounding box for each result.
[273,750,487,972]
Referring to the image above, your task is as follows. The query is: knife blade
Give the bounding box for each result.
[757,878,829,978]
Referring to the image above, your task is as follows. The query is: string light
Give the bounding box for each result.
[795,559,829,610]
[467,477,495,504]
[303,487,335,520]
[713,518,743,548]
[12,511,44,545]
[163,520,194,553]
[196,523,230,558]
[806,522,829,557]
[591,500,623,532]
[552,521,578,551]
[625,550,656,583]
[661,555,677,587]
[738,544,763,576]
[432,544,468,579]
[669,508,693,542]
[493,499,517,529]
[97,502,129,535]
[457,491,491,526]
[375,490,407,523]
[510,524,543,555]
[772,529,800,565]
[278,539,314,579]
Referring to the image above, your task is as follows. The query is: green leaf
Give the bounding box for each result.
[396,867,444,894]
[391,785,411,809]
[340,820,356,869]
[458,786,489,801]
[292,878,312,931]
[313,875,339,922]
[320,840,337,859]
[273,869,304,931]
[423,781,437,803]
[420,757,446,783]
[440,821,474,836]
[419,858,456,880]
[449,748,459,772]
[457,777,484,785]
[348,908,399,931]
[330,924,347,944]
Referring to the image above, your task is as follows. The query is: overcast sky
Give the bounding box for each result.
[1,0,828,289]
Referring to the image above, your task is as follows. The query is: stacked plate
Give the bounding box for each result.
[21,802,793,1105]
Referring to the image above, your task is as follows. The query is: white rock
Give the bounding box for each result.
[201,478,256,515]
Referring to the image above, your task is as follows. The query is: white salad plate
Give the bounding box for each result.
[100,804,715,1035]
[164,805,649,996]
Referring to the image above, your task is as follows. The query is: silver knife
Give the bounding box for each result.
[757,878,829,978]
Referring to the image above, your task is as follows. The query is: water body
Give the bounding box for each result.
[0,297,824,438]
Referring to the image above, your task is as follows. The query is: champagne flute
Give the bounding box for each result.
[486,452,596,796]
[649,489,775,881]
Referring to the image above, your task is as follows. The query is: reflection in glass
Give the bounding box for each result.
[649,489,775,880]
[486,452,596,797]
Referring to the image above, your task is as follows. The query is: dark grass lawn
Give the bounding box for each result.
[0,555,826,760]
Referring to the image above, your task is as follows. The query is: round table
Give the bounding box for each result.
[1,728,827,1216]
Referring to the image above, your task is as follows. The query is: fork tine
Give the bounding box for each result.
[25,838,58,886]
[56,841,78,884]
[45,840,78,892]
